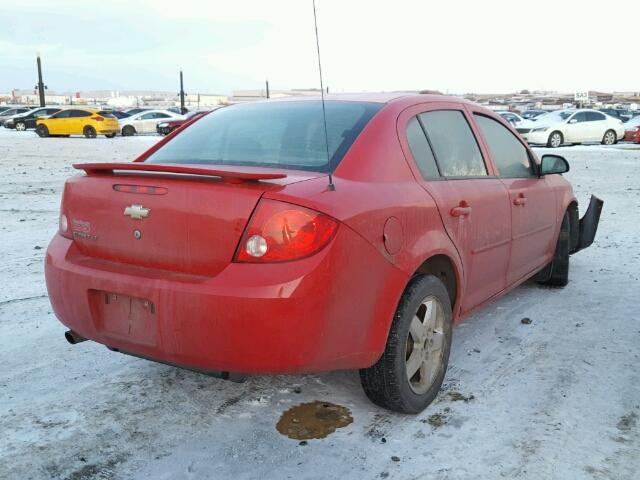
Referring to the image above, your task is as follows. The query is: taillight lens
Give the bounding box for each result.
[59,213,73,239]
[92,116,104,121]
[235,199,338,262]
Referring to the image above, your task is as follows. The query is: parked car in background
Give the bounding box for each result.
[497,111,525,126]
[0,107,30,126]
[4,107,61,130]
[124,108,151,116]
[598,108,631,123]
[108,111,131,120]
[156,110,208,135]
[36,109,119,138]
[623,115,640,143]
[167,106,188,115]
[0,106,12,114]
[119,109,184,136]
[521,109,547,120]
[517,109,625,147]
[45,94,602,414]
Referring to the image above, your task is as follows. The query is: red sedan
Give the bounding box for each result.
[156,110,209,135]
[45,94,602,413]
[623,116,640,143]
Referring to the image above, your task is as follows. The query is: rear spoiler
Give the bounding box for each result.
[73,162,287,183]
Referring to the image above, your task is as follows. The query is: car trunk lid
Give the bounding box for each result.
[64,163,321,276]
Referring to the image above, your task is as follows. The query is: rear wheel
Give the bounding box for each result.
[602,129,616,145]
[15,122,26,131]
[538,212,570,287]
[35,125,49,137]
[122,125,135,136]
[547,131,563,148]
[83,126,97,138]
[360,275,453,413]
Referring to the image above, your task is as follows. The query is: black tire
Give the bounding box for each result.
[122,125,135,136]
[35,125,49,137]
[602,129,616,145]
[360,275,453,414]
[539,212,570,287]
[83,126,97,138]
[105,133,116,138]
[15,121,26,132]
[547,131,564,148]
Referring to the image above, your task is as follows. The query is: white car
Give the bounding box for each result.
[497,111,525,126]
[119,110,184,136]
[516,109,625,147]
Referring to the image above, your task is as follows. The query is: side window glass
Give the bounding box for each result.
[406,117,440,179]
[418,110,487,177]
[156,113,170,119]
[140,113,155,120]
[572,112,587,123]
[586,112,605,122]
[474,114,534,178]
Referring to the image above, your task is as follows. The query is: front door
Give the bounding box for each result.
[403,104,512,313]
[564,111,588,143]
[472,112,557,285]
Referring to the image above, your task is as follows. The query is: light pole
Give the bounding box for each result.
[179,70,186,114]
[35,55,47,107]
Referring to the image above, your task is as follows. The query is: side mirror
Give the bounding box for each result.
[569,119,578,124]
[540,154,570,176]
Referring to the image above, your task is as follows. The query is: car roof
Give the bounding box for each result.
[249,92,478,109]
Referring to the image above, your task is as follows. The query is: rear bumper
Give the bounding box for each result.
[45,227,407,374]
[624,131,640,143]
[573,195,604,253]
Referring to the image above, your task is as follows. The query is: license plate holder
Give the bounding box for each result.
[91,290,157,346]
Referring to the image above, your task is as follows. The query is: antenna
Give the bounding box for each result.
[312,0,335,191]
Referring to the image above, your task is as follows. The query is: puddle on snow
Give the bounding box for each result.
[276,401,353,440]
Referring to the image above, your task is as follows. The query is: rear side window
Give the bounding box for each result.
[97,111,116,118]
[406,117,439,179]
[418,111,487,177]
[146,101,382,172]
[474,114,533,178]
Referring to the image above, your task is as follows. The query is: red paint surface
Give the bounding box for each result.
[46,94,577,374]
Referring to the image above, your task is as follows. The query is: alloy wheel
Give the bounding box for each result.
[16,123,26,131]
[405,296,446,395]
[604,131,615,145]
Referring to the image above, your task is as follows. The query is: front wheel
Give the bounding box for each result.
[121,125,135,136]
[105,133,116,138]
[15,122,27,131]
[547,131,563,148]
[35,125,49,137]
[360,275,453,413]
[602,129,616,145]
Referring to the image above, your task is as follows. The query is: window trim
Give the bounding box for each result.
[416,109,491,180]
[472,112,537,179]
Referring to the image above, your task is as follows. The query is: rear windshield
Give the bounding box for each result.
[145,100,382,172]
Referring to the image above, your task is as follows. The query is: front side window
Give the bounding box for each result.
[146,101,382,172]
[406,117,439,179]
[586,112,606,122]
[52,110,71,119]
[140,113,156,120]
[418,110,487,177]
[475,114,533,178]
[570,112,587,123]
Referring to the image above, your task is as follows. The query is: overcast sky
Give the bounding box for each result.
[1,0,638,95]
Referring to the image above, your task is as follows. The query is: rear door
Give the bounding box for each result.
[402,104,511,313]
[586,111,607,141]
[139,112,159,132]
[472,112,557,284]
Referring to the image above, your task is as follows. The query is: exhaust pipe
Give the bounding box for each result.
[65,330,87,345]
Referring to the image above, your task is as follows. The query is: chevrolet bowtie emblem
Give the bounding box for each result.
[123,204,150,220]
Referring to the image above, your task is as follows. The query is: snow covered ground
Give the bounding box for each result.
[0,128,638,480]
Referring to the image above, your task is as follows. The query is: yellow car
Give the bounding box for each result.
[36,108,119,138]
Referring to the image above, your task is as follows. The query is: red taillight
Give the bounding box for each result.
[92,116,104,121]
[235,199,338,263]
[113,184,168,195]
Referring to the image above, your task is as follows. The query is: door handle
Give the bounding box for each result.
[450,201,472,217]
[513,193,527,206]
